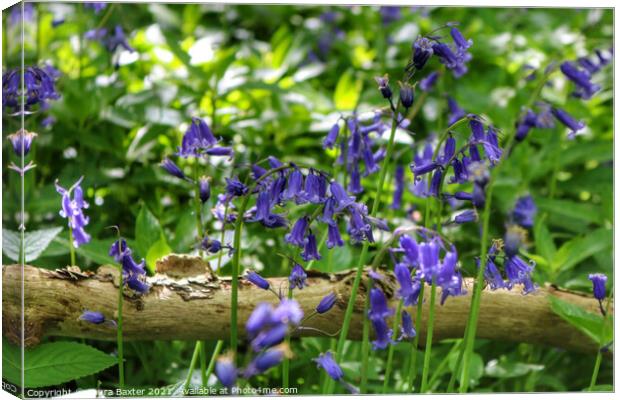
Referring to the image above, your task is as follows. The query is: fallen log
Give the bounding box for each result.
[1,255,609,353]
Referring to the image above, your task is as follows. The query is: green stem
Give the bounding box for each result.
[183,342,202,392]
[117,265,125,389]
[382,300,404,393]
[206,340,224,380]
[458,67,555,394]
[69,228,76,266]
[588,353,602,391]
[325,102,401,394]
[200,340,207,388]
[406,283,425,391]
[428,340,461,390]
[283,286,293,389]
[446,331,467,392]
[419,280,437,393]
[359,293,371,393]
[230,195,250,358]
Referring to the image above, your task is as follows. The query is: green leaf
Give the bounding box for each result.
[2,227,64,263]
[135,204,164,259]
[533,217,556,263]
[535,197,602,225]
[551,228,612,272]
[54,237,115,266]
[548,296,605,344]
[3,340,117,388]
[333,69,363,111]
[449,351,484,387]
[146,235,172,272]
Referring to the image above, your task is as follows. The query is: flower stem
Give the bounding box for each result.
[200,340,207,388]
[359,294,371,393]
[382,300,404,393]
[183,342,202,392]
[325,102,401,394]
[117,265,125,389]
[206,340,224,380]
[588,352,602,391]
[230,195,250,358]
[419,279,437,393]
[69,228,76,266]
[283,286,293,389]
[406,283,425,391]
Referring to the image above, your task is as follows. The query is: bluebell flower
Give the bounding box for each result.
[249,190,287,229]
[472,182,486,208]
[447,97,466,126]
[85,3,107,13]
[512,195,536,228]
[127,274,150,294]
[375,75,393,99]
[504,255,536,294]
[454,209,477,224]
[371,318,394,350]
[362,147,380,176]
[267,156,284,169]
[595,49,612,66]
[289,264,307,290]
[347,203,373,243]
[272,299,304,325]
[215,354,237,389]
[319,197,337,226]
[316,292,338,314]
[160,157,186,180]
[578,57,600,75]
[348,164,363,194]
[178,118,220,158]
[419,240,440,282]
[451,27,473,51]
[551,107,585,139]
[79,310,106,325]
[323,123,340,149]
[380,6,401,25]
[503,225,526,258]
[244,346,287,378]
[469,118,485,141]
[432,42,467,78]
[205,146,234,157]
[245,271,270,290]
[482,258,506,290]
[588,273,607,301]
[3,66,60,112]
[109,238,127,262]
[484,126,502,164]
[560,61,601,99]
[302,171,327,203]
[55,177,91,248]
[391,165,405,210]
[246,303,273,338]
[326,224,345,249]
[314,351,343,380]
[420,71,439,91]
[104,25,135,53]
[394,263,421,306]
[225,177,249,198]
[301,232,322,261]
[7,129,37,157]
[515,109,538,141]
[282,169,304,203]
[368,287,394,321]
[410,161,440,177]
[251,323,288,351]
[429,169,443,197]
[399,82,415,108]
[412,37,434,70]
[9,2,34,26]
[329,181,354,211]
[400,235,419,266]
[251,164,268,181]
[198,176,211,203]
[285,217,308,247]
[399,310,416,340]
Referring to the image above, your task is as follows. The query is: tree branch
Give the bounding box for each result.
[2,255,609,354]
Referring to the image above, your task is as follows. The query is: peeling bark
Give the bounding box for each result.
[1,256,609,353]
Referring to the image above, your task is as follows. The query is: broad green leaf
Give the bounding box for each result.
[450,351,484,387]
[54,237,115,267]
[3,340,117,388]
[146,235,172,273]
[333,69,363,111]
[535,197,602,225]
[533,217,556,263]
[170,209,198,253]
[135,204,164,259]
[484,359,544,378]
[548,296,605,344]
[551,228,612,272]
[2,227,63,263]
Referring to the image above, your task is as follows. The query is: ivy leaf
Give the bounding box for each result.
[2,227,63,263]
[548,296,605,345]
[3,340,117,388]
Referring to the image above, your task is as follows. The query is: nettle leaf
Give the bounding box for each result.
[548,296,604,344]
[2,227,63,263]
[3,340,117,388]
[334,69,363,111]
[551,228,612,272]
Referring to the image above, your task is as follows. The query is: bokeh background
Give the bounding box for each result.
[2,3,613,394]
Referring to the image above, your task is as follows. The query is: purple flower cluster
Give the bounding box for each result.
[3,66,60,113]
[177,117,233,159]
[215,299,303,387]
[55,177,91,248]
[368,287,395,349]
[410,26,473,78]
[109,238,150,294]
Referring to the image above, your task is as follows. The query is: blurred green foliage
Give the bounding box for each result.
[2,3,612,394]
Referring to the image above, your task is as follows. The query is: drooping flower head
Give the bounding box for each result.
[3,66,60,112]
[289,263,307,290]
[7,129,37,157]
[512,195,537,228]
[215,353,238,389]
[588,273,608,301]
[55,176,91,248]
[316,292,338,314]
